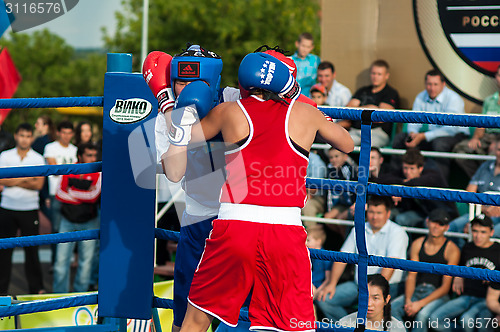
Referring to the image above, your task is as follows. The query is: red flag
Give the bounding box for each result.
[0,48,22,124]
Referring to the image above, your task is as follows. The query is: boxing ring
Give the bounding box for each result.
[0,52,499,331]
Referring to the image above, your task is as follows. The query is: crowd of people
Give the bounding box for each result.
[0,117,101,295]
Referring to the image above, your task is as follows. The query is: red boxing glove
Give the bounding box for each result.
[142,51,175,113]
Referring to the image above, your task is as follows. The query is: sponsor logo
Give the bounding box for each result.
[259,60,276,85]
[413,0,499,103]
[178,62,200,78]
[109,98,152,124]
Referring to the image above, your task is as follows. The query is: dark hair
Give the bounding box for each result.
[15,123,33,134]
[75,121,93,146]
[402,148,424,167]
[38,115,56,140]
[367,195,392,211]
[470,214,494,230]
[367,274,391,331]
[371,59,389,71]
[370,147,382,158]
[57,120,74,132]
[298,32,314,43]
[77,142,98,158]
[425,69,445,82]
[318,61,335,74]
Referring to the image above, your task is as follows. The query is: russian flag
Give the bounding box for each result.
[451,33,500,74]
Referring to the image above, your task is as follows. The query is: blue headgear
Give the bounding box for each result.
[170,44,223,111]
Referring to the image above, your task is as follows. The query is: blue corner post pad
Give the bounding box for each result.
[0,297,11,306]
[107,53,133,73]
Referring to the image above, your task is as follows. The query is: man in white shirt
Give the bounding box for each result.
[317,61,352,107]
[0,123,45,295]
[43,121,77,237]
[392,69,468,179]
[315,195,409,321]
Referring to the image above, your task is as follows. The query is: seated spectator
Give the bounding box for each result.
[340,59,400,148]
[378,148,458,227]
[391,69,469,180]
[306,228,332,297]
[448,138,500,243]
[291,32,321,98]
[302,150,327,230]
[453,65,500,178]
[324,147,357,225]
[310,83,328,106]
[391,210,460,332]
[339,274,406,331]
[369,147,388,180]
[486,284,500,326]
[429,215,500,332]
[315,195,409,322]
[317,61,352,107]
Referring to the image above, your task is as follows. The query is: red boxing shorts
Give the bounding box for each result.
[188,216,315,332]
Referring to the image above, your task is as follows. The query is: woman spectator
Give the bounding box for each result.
[339,274,406,331]
[74,121,94,146]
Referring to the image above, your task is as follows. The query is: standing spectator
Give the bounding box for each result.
[317,61,352,107]
[342,60,400,147]
[43,121,77,241]
[74,121,94,146]
[429,214,500,332]
[454,65,500,178]
[310,83,329,106]
[291,32,321,98]
[0,124,15,154]
[392,69,469,179]
[32,115,55,221]
[316,195,409,322]
[0,123,45,295]
[301,150,327,229]
[32,115,55,155]
[391,209,460,332]
[53,142,101,293]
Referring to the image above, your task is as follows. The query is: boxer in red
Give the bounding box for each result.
[174,51,354,332]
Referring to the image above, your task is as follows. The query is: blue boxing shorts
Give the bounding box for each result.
[173,212,215,327]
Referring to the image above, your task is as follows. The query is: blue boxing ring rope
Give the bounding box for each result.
[0,55,499,331]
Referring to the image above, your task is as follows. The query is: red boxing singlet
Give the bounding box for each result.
[220,95,309,208]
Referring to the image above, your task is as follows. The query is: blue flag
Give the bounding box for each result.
[0,0,11,37]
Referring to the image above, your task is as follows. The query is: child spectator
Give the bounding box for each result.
[291,32,321,98]
[310,83,328,106]
[307,228,332,294]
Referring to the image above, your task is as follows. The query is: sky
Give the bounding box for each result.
[11,0,123,49]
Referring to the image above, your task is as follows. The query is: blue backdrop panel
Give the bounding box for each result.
[99,72,157,319]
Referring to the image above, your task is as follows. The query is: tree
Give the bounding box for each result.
[104,0,321,87]
[0,30,106,133]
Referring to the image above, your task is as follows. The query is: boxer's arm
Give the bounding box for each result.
[316,111,354,154]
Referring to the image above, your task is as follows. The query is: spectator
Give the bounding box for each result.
[378,148,458,227]
[74,121,94,146]
[429,214,500,332]
[392,69,469,179]
[0,124,15,154]
[339,274,406,331]
[391,209,460,332]
[317,61,352,107]
[0,123,45,295]
[306,228,332,297]
[324,147,357,223]
[369,147,387,180]
[315,195,409,321]
[302,150,327,229]
[53,142,101,293]
[341,60,400,147]
[454,65,500,178]
[32,115,55,155]
[43,121,77,245]
[291,32,321,98]
[448,138,500,244]
[485,284,500,327]
[32,115,55,221]
[310,83,328,106]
